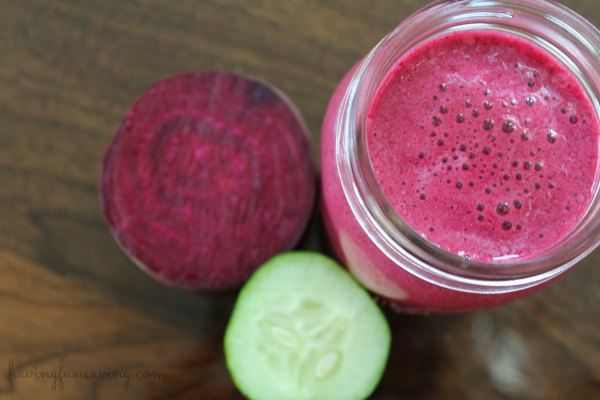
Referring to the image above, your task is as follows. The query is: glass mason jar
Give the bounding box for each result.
[320,0,600,313]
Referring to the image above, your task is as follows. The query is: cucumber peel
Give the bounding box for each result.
[224,252,391,400]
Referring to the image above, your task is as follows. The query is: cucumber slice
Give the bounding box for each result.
[224,252,391,400]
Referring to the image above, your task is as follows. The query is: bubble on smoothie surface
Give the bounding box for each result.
[502,120,516,134]
[100,72,315,289]
[366,30,600,262]
[496,202,510,216]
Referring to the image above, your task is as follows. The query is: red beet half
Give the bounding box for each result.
[100,72,315,290]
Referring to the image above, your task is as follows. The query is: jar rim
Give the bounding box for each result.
[336,0,600,293]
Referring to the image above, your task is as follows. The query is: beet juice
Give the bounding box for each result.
[321,0,600,312]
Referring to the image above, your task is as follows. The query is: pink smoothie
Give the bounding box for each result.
[321,26,600,312]
[367,30,600,262]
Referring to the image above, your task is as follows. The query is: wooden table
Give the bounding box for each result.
[1,1,599,399]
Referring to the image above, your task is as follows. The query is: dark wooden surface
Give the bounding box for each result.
[1,1,599,399]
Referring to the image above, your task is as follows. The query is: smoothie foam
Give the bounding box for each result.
[367,30,600,262]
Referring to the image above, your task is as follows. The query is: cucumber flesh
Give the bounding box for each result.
[224,252,391,400]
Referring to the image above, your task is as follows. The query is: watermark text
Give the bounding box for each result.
[7,358,168,391]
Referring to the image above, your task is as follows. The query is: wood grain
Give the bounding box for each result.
[1,1,599,399]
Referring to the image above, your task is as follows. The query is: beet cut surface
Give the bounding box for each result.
[100,71,315,289]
